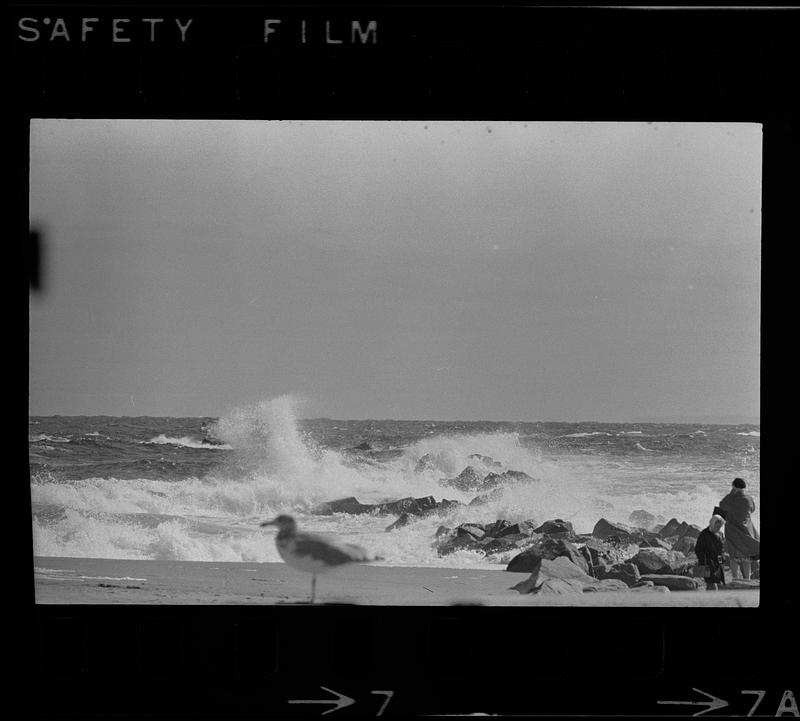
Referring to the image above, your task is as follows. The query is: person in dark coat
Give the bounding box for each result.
[718,477,760,580]
[695,515,726,590]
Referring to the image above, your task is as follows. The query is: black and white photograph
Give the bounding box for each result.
[30,119,760,605]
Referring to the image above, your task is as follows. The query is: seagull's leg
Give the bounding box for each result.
[311,574,316,604]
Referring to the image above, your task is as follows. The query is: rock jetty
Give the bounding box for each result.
[309,490,754,595]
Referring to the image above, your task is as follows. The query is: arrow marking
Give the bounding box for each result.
[289,686,356,715]
[657,687,729,716]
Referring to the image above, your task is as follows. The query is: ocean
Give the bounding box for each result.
[30,396,760,569]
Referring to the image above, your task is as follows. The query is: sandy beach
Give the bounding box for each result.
[34,557,758,606]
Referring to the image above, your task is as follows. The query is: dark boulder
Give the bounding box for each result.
[483,519,514,537]
[435,525,453,539]
[435,499,461,515]
[592,518,636,540]
[437,535,481,556]
[478,536,520,555]
[506,548,543,573]
[527,537,589,573]
[313,497,373,515]
[456,523,486,541]
[535,519,575,537]
[677,523,702,540]
[592,518,661,545]
[502,470,536,483]
[375,496,438,516]
[658,518,682,538]
[483,520,537,539]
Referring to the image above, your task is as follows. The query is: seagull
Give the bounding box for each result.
[260,514,379,603]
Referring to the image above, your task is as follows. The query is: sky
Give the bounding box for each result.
[28,120,761,422]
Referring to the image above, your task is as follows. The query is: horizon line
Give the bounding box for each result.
[28,413,761,425]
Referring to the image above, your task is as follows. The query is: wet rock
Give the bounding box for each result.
[628,509,657,529]
[313,497,373,515]
[596,562,641,587]
[640,574,701,591]
[480,473,507,489]
[478,536,519,555]
[535,519,575,537]
[501,470,536,483]
[441,466,485,492]
[435,525,453,539]
[485,520,535,539]
[631,548,692,575]
[483,519,514,537]
[468,488,504,506]
[375,496,438,516]
[456,523,486,541]
[437,535,480,556]
[499,533,530,544]
[630,584,670,593]
[469,453,503,468]
[435,499,461,515]
[385,513,413,531]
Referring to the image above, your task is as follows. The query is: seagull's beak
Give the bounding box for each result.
[260,518,277,528]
